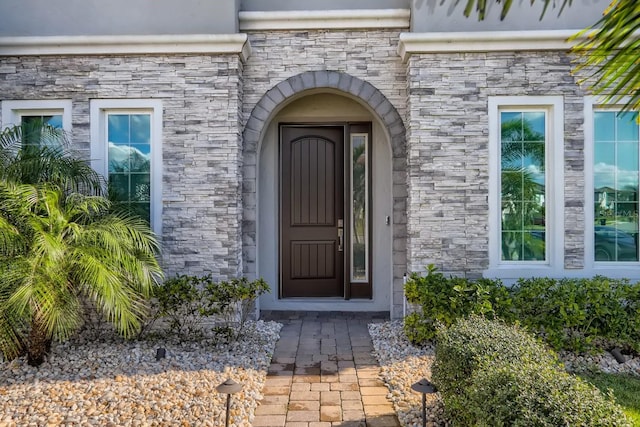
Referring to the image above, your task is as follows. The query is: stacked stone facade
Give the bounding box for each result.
[0,27,618,317]
[406,51,586,276]
[240,29,409,316]
[0,54,245,279]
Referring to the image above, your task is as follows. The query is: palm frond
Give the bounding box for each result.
[571,0,640,113]
[460,0,571,20]
[0,264,28,360]
[0,122,104,195]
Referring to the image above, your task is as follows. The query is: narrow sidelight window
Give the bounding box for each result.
[499,110,547,261]
[107,113,152,223]
[350,133,369,282]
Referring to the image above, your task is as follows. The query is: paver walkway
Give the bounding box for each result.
[255,311,400,427]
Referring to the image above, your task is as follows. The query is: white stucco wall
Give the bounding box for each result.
[0,0,240,36]
[411,0,608,32]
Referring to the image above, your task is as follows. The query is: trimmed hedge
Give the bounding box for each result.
[512,276,640,353]
[404,266,640,354]
[403,265,512,343]
[432,316,631,426]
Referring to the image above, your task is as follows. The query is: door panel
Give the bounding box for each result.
[290,241,335,279]
[281,126,344,297]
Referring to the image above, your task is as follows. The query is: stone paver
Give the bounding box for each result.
[255,311,399,427]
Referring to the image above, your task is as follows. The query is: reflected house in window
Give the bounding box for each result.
[594,186,639,261]
[592,110,639,262]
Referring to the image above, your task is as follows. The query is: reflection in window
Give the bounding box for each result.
[107,113,152,223]
[351,133,368,282]
[593,111,639,261]
[20,114,63,146]
[500,111,546,261]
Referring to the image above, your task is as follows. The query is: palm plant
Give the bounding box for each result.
[0,122,162,366]
[458,0,572,21]
[0,184,162,365]
[0,121,103,194]
[571,0,640,113]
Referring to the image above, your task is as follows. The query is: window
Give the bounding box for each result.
[350,132,369,282]
[487,96,564,276]
[585,99,639,265]
[1,100,72,145]
[90,100,162,234]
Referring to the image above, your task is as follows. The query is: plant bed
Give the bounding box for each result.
[370,319,638,427]
[0,321,281,427]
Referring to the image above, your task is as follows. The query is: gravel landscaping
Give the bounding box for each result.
[369,320,640,427]
[369,321,447,427]
[0,320,281,427]
[3,316,639,427]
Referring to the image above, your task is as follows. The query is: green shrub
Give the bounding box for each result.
[146,275,269,341]
[404,267,640,353]
[201,277,270,341]
[469,360,630,426]
[431,316,558,403]
[512,277,640,353]
[403,265,511,344]
[432,316,630,426]
[150,274,211,338]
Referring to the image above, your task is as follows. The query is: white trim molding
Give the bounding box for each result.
[90,99,163,236]
[398,30,581,62]
[485,96,565,280]
[0,34,252,61]
[583,96,640,279]
[1,99,72,132]
[239,9,410,31]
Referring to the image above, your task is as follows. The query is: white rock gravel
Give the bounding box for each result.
[0,320,281,427]
[368,321,448,427]
[561,349,640,376]
[368,320,640,427]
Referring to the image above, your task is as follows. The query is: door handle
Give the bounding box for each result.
[338,219,344,252]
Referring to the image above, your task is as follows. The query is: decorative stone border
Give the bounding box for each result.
[244,70,405,157]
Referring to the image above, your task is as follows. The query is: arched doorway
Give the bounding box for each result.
[242,72,407,316]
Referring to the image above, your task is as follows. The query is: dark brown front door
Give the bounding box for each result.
[281,126,344,297]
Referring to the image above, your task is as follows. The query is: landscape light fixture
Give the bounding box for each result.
[411,378,436,427]
[216,378,243,427]
[611,347,626,364]
[155,348,166,361]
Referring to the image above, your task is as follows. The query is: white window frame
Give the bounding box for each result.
[485,96,564,278]
[1,99,72,131]
[584,96,640,276]
[90,99,163,235]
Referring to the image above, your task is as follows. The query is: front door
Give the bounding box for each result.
[280,126,344,297]
[280,123,373,299]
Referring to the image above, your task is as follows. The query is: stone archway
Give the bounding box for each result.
[242,70,407,317]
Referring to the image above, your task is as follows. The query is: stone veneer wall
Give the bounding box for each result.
[406,51,586,276]
[0,41,593,315]
[240,29,409,317]
[0,54,245,279]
